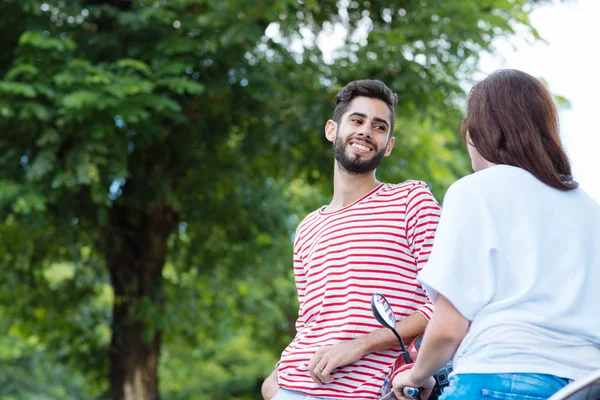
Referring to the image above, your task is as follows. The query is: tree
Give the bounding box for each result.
[0,0,549,398]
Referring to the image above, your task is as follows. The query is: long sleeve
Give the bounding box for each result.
[405,182,441,320]
[293,245,306,334]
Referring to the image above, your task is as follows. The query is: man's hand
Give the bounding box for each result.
[261,368,279,400]
[392,369,435,400]
[307,341,366,384]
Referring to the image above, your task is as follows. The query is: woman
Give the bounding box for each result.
[392,69,600,399]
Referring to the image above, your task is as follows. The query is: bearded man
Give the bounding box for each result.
[262,80,442,400]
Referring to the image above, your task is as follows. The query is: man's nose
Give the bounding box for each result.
[357,124,372,137]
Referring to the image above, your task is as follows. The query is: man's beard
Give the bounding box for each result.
[333,132,387,174]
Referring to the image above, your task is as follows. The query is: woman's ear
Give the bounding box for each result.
[465,130,474,146]
[325,120,337,143]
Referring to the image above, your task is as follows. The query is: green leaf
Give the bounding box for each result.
[117,59,153,76]
[0,81,36,98]
[0,101,15,117]
[156,37,197,56]
[18,31,76,52]
[157,78,205,95]
[0,181,21,206]
[36,130,61,146]
[19,102,51,120]
[105,77,155,98]
[61,91,103,109]
[5,64,39,81]
[12,192,47,214]
[29,150,56,180]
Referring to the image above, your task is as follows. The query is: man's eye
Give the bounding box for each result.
[352,119,362,124]
[376,125,386,131]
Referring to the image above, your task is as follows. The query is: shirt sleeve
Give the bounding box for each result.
[405,182,442,320]
[417,180,498,321]
[293,231,307,334]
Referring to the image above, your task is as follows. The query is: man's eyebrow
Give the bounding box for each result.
[373,117,390,127]
[348,112,390,128]
[348,112,368,120]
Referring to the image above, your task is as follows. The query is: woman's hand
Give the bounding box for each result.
[392,369,435,399]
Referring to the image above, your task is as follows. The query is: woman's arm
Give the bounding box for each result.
[392,294,469,394]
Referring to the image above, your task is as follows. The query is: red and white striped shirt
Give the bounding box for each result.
[278,181,441,399]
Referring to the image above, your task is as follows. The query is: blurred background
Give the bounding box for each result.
[0,0,596,399]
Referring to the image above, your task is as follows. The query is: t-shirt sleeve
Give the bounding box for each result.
[405,182,442,321]
[417,180,498,321]
[293,229,307,334]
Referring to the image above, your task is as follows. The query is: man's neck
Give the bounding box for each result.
[326,163,381,212]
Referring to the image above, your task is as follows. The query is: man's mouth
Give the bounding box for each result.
[349,140,375,153]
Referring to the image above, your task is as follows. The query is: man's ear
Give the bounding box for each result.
[325,120,337,143]
[384,136,395,157]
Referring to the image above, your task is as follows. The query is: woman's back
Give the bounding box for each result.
[479,165,600,335]
[419,164,600,380]
[393,70,598,399]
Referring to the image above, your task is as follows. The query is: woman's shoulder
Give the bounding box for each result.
[448,165,528,195]
[442,166,526,212]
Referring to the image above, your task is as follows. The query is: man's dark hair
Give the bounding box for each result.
[333,80,399,135]
[461,69,577,191]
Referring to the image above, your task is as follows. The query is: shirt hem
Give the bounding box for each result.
[452,363,591,381]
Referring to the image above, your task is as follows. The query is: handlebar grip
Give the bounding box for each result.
[403,386,421,398]
[378,386,421,400]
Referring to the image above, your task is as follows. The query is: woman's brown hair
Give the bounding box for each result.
[461,69,578,191]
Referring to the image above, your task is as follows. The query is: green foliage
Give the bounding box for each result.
[0,0,552,397]
[160,335,277,400]
[0,310,101,399]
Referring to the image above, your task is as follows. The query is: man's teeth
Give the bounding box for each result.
[352,143,371,151]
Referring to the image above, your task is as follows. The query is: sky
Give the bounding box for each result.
[477,0,600,202]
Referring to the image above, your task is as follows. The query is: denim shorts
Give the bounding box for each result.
[439,373,572,399]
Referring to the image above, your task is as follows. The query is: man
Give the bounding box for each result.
[262,80,441,400]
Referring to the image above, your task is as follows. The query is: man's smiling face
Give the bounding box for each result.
[329,96,395,174]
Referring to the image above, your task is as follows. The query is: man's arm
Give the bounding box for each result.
[261,367,279,400]
[308,311,428,384]
[359,310,428,353]
[263,228,307,394]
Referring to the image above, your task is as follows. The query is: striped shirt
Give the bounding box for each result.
[278,181,441,399]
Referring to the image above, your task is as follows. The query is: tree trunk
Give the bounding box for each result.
[106,202,178,400]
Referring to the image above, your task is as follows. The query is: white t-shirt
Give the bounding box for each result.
[418,165,600,380]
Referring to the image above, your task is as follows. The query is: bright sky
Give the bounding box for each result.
[478,0,600,202]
